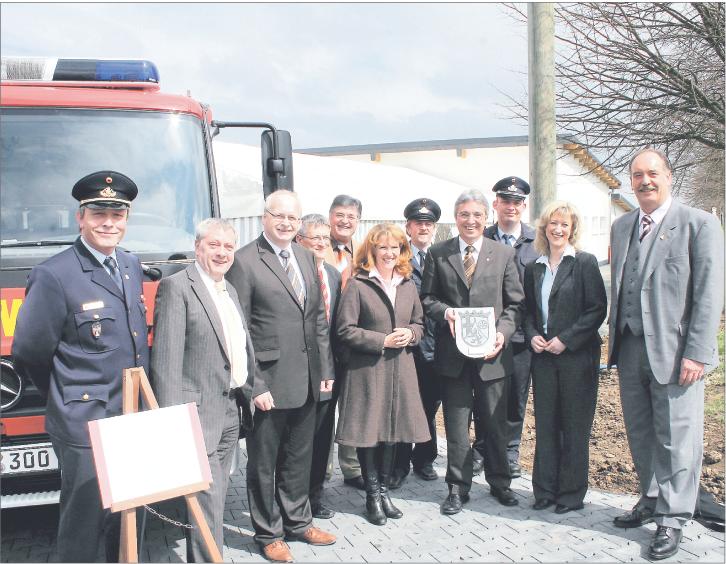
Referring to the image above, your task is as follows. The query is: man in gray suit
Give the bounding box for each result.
[609,148,724,560]
[151,218,255,562]
[227,190,336,563]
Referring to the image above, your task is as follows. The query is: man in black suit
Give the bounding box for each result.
[295,213,342,520]
[421,189,525,515]
[473,177,538,479]
[391,198,442,488]
[226,190,336,563]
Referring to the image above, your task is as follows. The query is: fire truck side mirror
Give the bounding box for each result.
[261,130,294,197]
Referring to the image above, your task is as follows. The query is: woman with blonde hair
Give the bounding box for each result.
[335,223,430,525]
[523,201,607,514]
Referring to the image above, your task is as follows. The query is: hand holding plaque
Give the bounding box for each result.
[453,307,497,358]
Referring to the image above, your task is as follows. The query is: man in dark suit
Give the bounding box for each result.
[473,177,538,479]
[295,213,342,519]
[226,190,336,563]
[323,194,365,490]
[151,218,256,562]
[12,171,149,563]
[391,198,442,488]
[421,189,524,515]
[608,148,724,560]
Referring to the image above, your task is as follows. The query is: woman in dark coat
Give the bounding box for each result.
[523,201,607,514]
[335,223,430,525]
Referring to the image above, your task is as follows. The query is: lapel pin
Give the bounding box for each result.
[124,274,130,279]
[660,235,665,240]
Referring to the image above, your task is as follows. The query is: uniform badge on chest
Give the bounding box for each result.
[91,321,103,339]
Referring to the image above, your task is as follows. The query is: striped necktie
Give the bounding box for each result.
[418,250,426,272]
[336,246,352,288]
[279,250,305,306]
[463,245,476,287]
[318,264,330,322]
[640,215,653,242]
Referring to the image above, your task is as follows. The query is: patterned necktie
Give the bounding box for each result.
[336,246,351,288]
[318,265,330,322]
[103,256,123,290]
[214,281,246,388]
[640,214,653,242]
[279,250,305,306]
[418,250,426,272]
[463,245,476,287]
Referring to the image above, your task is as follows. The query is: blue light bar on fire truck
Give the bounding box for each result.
[1,58,159,83]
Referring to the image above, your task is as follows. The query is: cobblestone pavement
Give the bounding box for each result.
[2,440,724,563]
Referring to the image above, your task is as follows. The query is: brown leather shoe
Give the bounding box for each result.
[262,540,293,562]
[296,526,336,546]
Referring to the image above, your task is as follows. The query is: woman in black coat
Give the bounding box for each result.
[523,201,607,514]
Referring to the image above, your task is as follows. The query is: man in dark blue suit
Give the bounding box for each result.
[12,171,149,563]
[296,213,342,519]
[391,198,442,488]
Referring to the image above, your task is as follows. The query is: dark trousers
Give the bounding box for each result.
[531,348,598,507]
[441,363,511,494]
[186,393,240,562]
[473,342,531,463]
[394,356,441,475]
[309,398,336,504]
[246,398,316,546]
[51,438,120,563]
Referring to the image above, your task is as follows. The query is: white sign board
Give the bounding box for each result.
[89,403,211,512]
[454,307,496,358]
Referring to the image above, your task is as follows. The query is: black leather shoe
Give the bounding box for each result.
[491,487,519,506]
[648,526,682,560]
[413,464,438,481]
[441,492,470,515]
[509,461,522,479]
[344,476,366,491]
[532,499,555,510]
[311,502,335,519]
[555,503,583,514]
[613,505,655,528]
[387,472,407,490]
[472,458,484,476]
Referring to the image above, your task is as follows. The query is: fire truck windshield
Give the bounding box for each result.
[1,108,212,261]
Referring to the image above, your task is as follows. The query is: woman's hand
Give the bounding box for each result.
[531,335,549,354]
[384,328,413,348]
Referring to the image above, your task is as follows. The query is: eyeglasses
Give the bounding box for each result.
[456,212,485,220]
[299,235,331,244]
[265,210,300,223]
[333,212,359,222]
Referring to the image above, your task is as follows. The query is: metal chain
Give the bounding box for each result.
[143,504,195,529]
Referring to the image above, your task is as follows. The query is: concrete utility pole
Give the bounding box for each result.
[528,3,557,219]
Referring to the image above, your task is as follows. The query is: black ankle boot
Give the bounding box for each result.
[358,447,387,525]
[379,443,403,519]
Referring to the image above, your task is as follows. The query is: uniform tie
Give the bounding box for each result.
[279,250,305,307]
[640,214,653,242]
[418,250,426,271]
[318,264,330,322]
[214,280,247,388]
[103,256,123,290]
[463,245,476,287]
[503,234,514,246]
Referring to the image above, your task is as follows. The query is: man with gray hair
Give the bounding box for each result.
[296,213,342,519]
[421,189,524,515]
[151,218,256,561]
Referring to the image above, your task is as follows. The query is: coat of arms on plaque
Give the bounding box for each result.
[453,307,496,358]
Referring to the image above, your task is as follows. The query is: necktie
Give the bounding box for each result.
[279,250,305,306]
[463,245,476,287]
[214,281,246,388]
[503,234,513,246]
[640,215,653,242]
[103,256,123,290]
[318,265,330,322]
[336,246,351,288]
[418,250,426,271]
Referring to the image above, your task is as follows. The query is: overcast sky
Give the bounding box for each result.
[1,2,529,149]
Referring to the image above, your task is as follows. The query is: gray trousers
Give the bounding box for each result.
[185,393,240,562]
[618,330,704,529]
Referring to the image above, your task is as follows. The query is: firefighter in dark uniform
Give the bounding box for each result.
[472,177,538,479]
[12,171,149,563]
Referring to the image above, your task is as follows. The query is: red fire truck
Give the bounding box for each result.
[0,57,293,508]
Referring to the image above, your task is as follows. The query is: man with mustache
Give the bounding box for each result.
[12,171,149,563]
[608,147,724,560]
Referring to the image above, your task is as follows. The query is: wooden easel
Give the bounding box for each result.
[118,367,223,563]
